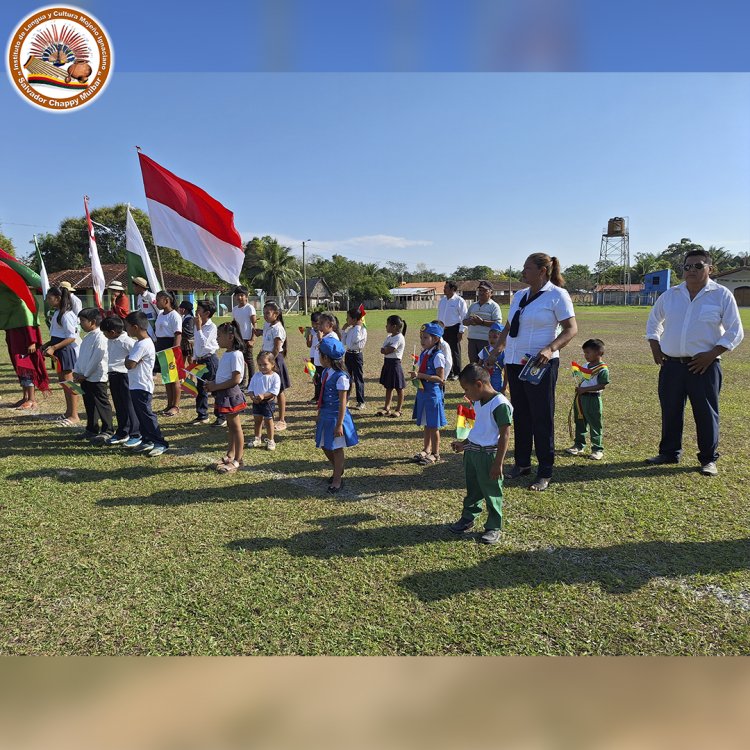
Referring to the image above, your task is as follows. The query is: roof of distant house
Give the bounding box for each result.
[458,279,528,293]
[711,267,750,280]
[47,264,223,292]
[593,284,643,292]
[399,281,446,294]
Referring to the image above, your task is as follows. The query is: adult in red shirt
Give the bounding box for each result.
[108,280,130,319]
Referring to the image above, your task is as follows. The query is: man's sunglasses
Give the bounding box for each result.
[683,262,709,271]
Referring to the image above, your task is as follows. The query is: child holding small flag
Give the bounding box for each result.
[377,315,407,417]
[124,311,168,457]
[312,313,340,405]
[342,307,368,410]
[43,285,82,426]
[72,307,114,444]
[189,299,220,426]
[101,316,141,447]
[154,291,182,417]
[478,321,506,393]
[411,322,447,465]
[316,337,359,493]
[566,338,610,460]
[231,286,257,387]
[207,321,247,473]
[248,351,281,450]
[449,363,513,545]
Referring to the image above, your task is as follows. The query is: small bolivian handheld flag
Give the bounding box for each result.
[181,378,199,397]
[156,346,185,384]
[303,360,316,380]
[571,360,607,383]
[185,362,208,381]
[358,304,367,328]
[61,380,85,397]
[456,403,476,440]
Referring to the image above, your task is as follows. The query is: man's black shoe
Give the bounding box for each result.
[645,454,679,465]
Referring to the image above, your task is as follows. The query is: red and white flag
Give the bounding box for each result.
[84,195,106,309]
[137,152,244,285]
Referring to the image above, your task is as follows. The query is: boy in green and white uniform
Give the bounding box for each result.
[566,338,610,460]
[449,363,513,545]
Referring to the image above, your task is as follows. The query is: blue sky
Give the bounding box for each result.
[2,3,749,274]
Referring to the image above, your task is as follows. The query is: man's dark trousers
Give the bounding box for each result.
[658,359,721,464]
[443,323,462,377]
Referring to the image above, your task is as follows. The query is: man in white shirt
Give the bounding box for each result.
[463,281,502,364]
[646,249,744,476]
[132,277,157,322]
[437,280,468,380]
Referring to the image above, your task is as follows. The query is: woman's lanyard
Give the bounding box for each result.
[508,290,545,338]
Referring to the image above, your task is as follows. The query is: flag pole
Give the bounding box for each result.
[135,148,167,291]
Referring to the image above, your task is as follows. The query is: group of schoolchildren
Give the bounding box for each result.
[36,280,609,544]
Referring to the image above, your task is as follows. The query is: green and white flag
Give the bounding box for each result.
[33,234,49,297]
[125,205,161,296]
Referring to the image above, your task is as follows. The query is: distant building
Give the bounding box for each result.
[48,263,224,309]
[713,267,750,306]
[458,279,527,304]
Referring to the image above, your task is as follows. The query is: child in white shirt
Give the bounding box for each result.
[247,351,282,450]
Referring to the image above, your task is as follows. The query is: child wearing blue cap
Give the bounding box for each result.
[411,322,447,465]
[478,321,506,393]
[316,336,359,493]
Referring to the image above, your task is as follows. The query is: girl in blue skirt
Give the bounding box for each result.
[315,337,358,494]
[411,322,447,465]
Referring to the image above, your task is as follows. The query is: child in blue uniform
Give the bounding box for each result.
[411,322,447,465]
[315,337,358,494]
[478,321,506,393]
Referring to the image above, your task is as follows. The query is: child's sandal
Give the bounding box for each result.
[418,453,440,465]
[388,410,402,418]
[376,408,391,416]
[216,459,240,474]
[412,450,430,462]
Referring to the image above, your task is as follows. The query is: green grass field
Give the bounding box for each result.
[1,307,748,655]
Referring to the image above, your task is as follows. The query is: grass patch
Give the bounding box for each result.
[0,307,748,654]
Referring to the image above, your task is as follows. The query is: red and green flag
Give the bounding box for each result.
[358,303,367,328]
[156,346,185,384]
[303,360,316,380]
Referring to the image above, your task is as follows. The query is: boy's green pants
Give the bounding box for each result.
[574,393,604,451]
[461,450,503,531]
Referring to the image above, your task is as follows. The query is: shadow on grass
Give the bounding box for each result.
[96,476,315,507]
[540,460,702,485]
[7,465,207,483]
[401,537,750,601]
[228,513,455,558]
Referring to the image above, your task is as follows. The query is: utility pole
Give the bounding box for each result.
[302,239,311,315]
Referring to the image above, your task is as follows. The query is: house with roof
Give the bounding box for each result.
[712,267,750,306]
[458,279,528,304]
[48,263,224,309]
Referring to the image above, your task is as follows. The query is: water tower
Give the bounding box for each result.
[597,217,631,303]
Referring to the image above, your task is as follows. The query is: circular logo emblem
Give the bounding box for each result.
[6,5,113,112]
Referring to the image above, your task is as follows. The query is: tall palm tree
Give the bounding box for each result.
[250,238,301,298]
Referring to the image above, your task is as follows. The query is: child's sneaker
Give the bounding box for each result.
[105,434,129,446]
[266,439,276,451]
[565,445,582,455]
[123,437,142,449]
[147,444,168,457]
[189,416,210,425]
[590,449,604,460]
[479,529,501,545]
[249,437,263,448]
[211,418,227,428]
[448,518,475,534]
[135,442,155,453]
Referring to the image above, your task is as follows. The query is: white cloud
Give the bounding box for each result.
[239,232,433,252]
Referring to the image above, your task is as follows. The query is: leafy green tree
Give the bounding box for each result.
[246,236,301,297]
[0,230,16,256]
[31,203,225,286]
[349,277,393,305]
[563,263,593,291]
[452,265,495,281]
